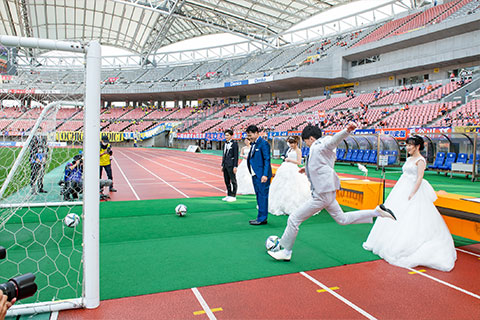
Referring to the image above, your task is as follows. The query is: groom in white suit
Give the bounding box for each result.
[268,122,396,261]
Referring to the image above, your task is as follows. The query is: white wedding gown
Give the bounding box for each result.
[236,146,255,195]
[268,148,312,215]
[363,157,457,271]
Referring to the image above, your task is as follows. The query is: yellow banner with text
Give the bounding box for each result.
[56,131,124,142]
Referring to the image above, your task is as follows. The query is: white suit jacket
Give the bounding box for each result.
[305,129,350,196]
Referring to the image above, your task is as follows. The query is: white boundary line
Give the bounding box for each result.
[117,151,190,198]
[406,268,480,300]
[112,157,141,201]
[300,271,377,320]
[143,152,223,178]
[456,248,480,258]
[49,311,59,320]
[143,149,221,170]
[191,287,217,320]
[126,151,225,193]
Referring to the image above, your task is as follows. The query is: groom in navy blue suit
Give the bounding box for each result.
[246,125,272,225]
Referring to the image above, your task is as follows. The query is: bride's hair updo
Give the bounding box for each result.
[287,136,300,145]
[406,135,425,151]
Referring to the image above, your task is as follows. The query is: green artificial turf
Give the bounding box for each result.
[98,196,477,300]
[0,147,80,198]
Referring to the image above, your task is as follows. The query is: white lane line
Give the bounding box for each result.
[300,271,377,320]
[112,156,141,201]
[141,149,223,177]
[406,268,480,300]
[49,311,59,320]
[126,151,226,193]
[191,287,217,320]
[118,151,190,198]
[456,248,480,258]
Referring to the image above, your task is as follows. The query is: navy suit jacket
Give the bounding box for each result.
[247,137,272,179]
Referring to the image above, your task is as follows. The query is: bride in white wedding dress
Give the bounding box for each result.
[363,135,456,271]
[268,136,311,215]
[236,138,255,195]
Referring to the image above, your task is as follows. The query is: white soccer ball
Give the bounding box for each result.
[265,235,280,251]
[64,213,80,228]
[175,204,187,217]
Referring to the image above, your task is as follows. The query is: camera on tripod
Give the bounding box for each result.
[0,246,37,302]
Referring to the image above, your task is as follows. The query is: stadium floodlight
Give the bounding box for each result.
[0,36,100,316]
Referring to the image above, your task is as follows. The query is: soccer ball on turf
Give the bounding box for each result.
[265,235,280,251]
[175,204,187,217]
[64,213,80,228]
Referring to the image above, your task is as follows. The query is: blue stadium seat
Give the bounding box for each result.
[467,154,480,164]
[356,149,365,162]
[456,153,468,164]
[368,150,377,163]
[362,149,371,162]
[438,152,457,170]
[429,152,445,169]
[336,148,345,161]
[345,149,353,161]
[386,150,398,165]
[302,147,310,158]
[351,149,359,162]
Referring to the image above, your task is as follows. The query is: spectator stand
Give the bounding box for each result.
[417,131,480,181]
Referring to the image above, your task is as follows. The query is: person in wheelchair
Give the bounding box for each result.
[61,155,83,201]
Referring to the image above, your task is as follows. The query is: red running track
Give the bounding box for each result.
[60,148,479,319]
[105,148,227,201]
[60,244,480,319]
[103,148,398,201]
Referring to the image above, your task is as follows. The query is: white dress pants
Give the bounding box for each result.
[279,191,378,251]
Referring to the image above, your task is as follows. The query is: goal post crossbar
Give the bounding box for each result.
[1,36,100,315]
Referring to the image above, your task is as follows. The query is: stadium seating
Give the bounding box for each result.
[189,119,223,133]
[434,99,480,127]
[344,149,353,161]
[0,107,24,119]
[375,102,459,128]
[468,154,480,164]
[456,153,468,164]
[301,146,310,158]
[429,152,446,169]
[281,99,325,114]
[371,84,440,106]
[57,120,83,131]
[390,2,457,37]
[121,108,152,120]
[351,149,359,162]
[438,152,457,170]
[352,13,420,48]
[422,79,470,101]
[143,108,178,120]
[368,150,378,164]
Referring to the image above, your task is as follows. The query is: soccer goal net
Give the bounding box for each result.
[0,36,100,316]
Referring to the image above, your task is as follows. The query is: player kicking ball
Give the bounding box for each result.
[267,122,395,261]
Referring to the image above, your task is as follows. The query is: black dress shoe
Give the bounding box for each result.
[249,220,267,225]
[38,189,48,193]
[109,188,117,192]
[379,204,396,220]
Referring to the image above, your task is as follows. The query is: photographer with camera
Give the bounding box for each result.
[100,136,117,192]
[0,247,37,319]
[63,154,83,201]
[0,291,15,320]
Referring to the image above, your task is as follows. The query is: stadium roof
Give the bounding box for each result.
[0,0,370,55]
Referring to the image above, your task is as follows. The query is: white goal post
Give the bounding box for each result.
[0,36,100,315]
